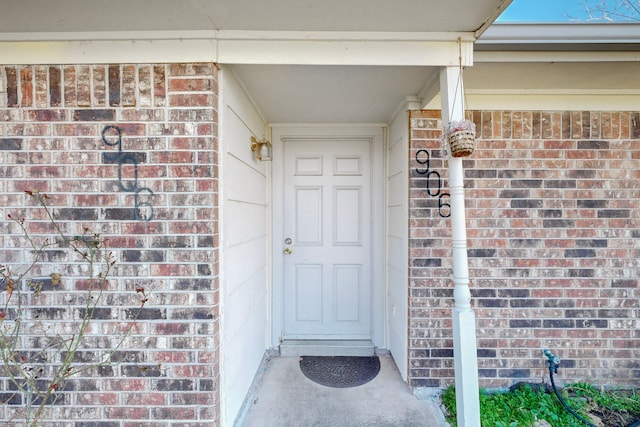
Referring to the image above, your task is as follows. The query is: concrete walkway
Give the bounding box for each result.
[236,353,451,427]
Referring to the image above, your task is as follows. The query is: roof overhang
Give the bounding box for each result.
[426,22,640,111]
[1,0,510,35]
[476,22,640,61]
[0,0,512,123]
[0,0,512,66]
[479,22,640,45]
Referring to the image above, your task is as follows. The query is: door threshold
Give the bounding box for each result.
[279,339,375,357]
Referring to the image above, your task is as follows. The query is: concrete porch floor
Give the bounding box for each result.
[235,353,451,427]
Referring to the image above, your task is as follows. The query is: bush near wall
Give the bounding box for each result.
[0,64,220,425]
[409,110,639,389]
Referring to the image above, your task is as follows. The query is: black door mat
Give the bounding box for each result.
[299,356,381,388]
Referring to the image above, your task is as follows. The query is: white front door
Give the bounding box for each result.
[273,127,383,342]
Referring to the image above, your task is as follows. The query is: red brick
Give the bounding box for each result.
[107,407,150,419]
[34,66,48,107]
[77,393,118,405]
[169,93,213,107]
[77,65,91,107]
[108,64,120,106]
[48,66,62,106]
[122,392,167,406]
[63,65,77,106]
[153,65,166,106]
[20,67,33,106]
[93,65,107,107]
[150,264,196,277]
[6,66,18,106]
[169,63,215,76]
[169,78,213,92]
[152,151,195,164]
[122,64,137,106]
[139,65,152,107]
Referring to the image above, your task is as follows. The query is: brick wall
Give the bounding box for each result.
[409,110,640,389]
[0,64,220,425]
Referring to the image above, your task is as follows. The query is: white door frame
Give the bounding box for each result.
[270,124,386,349]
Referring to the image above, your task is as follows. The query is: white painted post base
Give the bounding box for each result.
[453,307,480,427]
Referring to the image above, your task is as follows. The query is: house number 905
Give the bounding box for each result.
[415,149,451,218]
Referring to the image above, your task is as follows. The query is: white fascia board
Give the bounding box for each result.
[216,39,473,66]
[0,39,218,65]
[468,93,640,111]
[475,50,640,63]
[469,88,640,95]
[215,30,476,42]
[479,23,640,45]
[425,91,640,111]
[0,30,218,42]
[0,30,475,42]
[0,30,474,66]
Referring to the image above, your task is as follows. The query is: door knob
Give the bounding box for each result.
[284,247,293,255]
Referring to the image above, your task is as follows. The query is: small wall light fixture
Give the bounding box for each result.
[250,136,272,161]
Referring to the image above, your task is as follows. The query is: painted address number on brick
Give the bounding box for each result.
[415,149,451,218]
[102,125,154,221]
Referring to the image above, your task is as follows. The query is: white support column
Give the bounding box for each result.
[439,66,481,427]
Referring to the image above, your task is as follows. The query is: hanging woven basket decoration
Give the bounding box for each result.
[442,119,476,158]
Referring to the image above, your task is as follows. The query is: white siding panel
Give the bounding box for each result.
[225,201,267,247]
[387,134,406,176]
[225,237,267,298]
[385,108,409,380]
[388,205,406,236]
[225,156,267,204]
[387,173,406,207]
[224,262,267,341]
[220,67,269,427]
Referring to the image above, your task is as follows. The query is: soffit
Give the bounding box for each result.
[229,64,438,124]
[2,0,507,34]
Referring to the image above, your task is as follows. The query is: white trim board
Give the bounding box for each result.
[0,32,474,66]
[424,92,640,111]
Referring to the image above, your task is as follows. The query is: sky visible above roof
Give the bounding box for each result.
[498,0,640,22]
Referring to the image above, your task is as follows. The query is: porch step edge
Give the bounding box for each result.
[279,339,375,357]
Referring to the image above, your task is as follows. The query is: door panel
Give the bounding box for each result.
[334,265,361,321]
[295,264,322,321]
[295,187,322,244]
[334,186,361,245]
[283,137,372,339]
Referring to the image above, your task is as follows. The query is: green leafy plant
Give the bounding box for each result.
[568,382,640,426]
[440,382,633,427]
[0,191,147,425]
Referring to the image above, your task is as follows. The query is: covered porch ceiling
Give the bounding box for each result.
[230,64,435,124]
